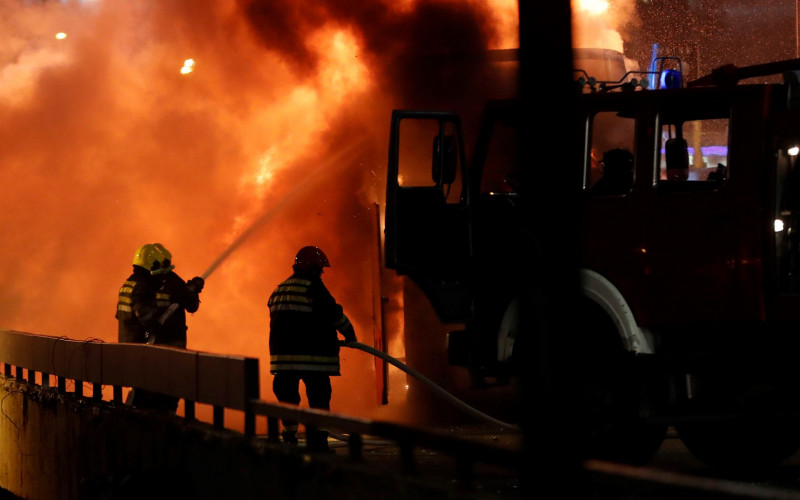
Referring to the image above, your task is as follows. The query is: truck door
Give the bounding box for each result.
[384,110,472,322]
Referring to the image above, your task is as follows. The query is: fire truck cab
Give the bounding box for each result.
[384,58,800,467]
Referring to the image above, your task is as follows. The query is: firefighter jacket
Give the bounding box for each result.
[155,271,200,347]
[116,266,163,344]
[268,271,356,375]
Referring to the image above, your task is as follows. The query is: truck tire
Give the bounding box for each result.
[578,297,667,465]
[511,290,666,465]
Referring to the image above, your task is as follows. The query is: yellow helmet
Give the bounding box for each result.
[152,243,173,267]
[132,243,175,275]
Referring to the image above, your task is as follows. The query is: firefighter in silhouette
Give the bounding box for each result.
[149,243,204,412]
[268,246,357,451]
[116,243,204,411]
[151,243,204,348]
[117,243,170,344]
[116,243,170,409]
[592,148,634,196]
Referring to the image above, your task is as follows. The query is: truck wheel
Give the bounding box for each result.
[677,418,800,470]
[581,354,668,465]
[579,298,667,465]
[512,291,666,465]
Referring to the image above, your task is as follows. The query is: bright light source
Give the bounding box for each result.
[789,146,799,157]
[55,32,67,40]
[775,219,786,232]
[576,0,609,15]
[180,59,195,75]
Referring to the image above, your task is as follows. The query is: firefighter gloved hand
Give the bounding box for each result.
[188,276,205,293]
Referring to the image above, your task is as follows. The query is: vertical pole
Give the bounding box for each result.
[185,400,196,420]
[519,1,587,497]
[267,416,280,441]
[372,203,389,405]
[245,411,255,437]
[213,406,224,429]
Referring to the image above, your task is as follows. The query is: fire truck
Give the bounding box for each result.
[383,56,800,468]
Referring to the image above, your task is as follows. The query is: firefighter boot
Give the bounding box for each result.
[281,430,298,445]
[307,429,332,453]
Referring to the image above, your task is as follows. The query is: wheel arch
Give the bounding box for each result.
[580,268,655,355]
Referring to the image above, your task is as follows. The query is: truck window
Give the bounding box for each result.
[397,118,463,204]
[657,117,729,190]
[586,111,636,195]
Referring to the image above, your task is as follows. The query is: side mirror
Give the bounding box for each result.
[432,134,457,185]
[665,137,690,180]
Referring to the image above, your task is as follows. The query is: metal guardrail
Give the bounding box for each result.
[0,328,523,487]
[0,328,259,429]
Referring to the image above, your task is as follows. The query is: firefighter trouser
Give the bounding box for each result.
[273,372,332,448]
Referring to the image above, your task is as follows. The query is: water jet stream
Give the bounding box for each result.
[201,138,370,280]
[155,138,371,331]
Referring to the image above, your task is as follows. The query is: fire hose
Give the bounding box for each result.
[154,285,518,428]
[342,341,520,431]
[152,211,518,428]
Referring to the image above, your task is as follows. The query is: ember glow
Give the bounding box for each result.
[0,0,518,425]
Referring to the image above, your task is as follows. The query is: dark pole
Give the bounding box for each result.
[518,2,588,497]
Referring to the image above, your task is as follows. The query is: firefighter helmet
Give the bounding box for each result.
[294,246,330,272]
[152,243,175,272]
[133,243,174,275]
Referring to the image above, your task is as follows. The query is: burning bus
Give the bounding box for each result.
[383,56,800,468]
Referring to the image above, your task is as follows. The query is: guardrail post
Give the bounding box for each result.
[245,411,255,437]
[27,369,35,384]
[15,366,22,379]
[349,433,363,461]
[3,363,9,377]
[75,380,83,397]
[92,383,102,400]
[113,386,122,403]
[267,416,280,442]
[185,400,195,420]
[42,372,51,388]
[213,406,224,429]
[57,376,66,392]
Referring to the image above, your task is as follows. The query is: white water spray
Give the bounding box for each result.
[156,138,371,330]
[200,138,370,281]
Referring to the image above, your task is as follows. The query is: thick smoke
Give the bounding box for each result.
[0,0,517,424]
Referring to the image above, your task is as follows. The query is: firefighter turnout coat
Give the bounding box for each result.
[268,272,355,375]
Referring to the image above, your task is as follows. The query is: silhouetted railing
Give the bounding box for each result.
[0,328,522,486]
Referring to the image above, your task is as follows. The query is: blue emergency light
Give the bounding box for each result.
[660,69,682,89]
